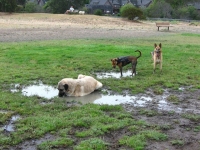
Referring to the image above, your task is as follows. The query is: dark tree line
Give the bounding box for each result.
[164,0,199,9]
[145,0,200,19]
[0,0,16,12]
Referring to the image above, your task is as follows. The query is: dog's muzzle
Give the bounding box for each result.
[155,49,160,53]
[58,90,67,97]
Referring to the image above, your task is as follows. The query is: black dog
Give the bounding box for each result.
[111,50,142,76]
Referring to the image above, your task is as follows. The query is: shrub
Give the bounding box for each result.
[120,3,143,20]
[176,6,199,20]
[146,0,173,18]
[24,1,37,13]
[94,9,103,16]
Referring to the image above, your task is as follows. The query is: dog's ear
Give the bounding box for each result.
[64,84,69,90]
[159,43,162,48]
[154,43,157,48]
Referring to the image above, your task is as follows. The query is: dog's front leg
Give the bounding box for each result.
[160,62,162,73]
[119,67,123,77]
[160,55,162,73]
[153,55,156,73]
[153,60,156,73]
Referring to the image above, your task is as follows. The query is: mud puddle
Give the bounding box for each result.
[96,70,135,79]
[0,111,21,132]
[10,82,200,113]
[3,115,21,132]
[11,81,58,99]
[9,134,57,150]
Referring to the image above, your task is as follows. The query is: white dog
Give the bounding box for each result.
[79,11,85,15]
[57,74,102,97]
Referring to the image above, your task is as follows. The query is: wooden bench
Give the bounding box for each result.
[156,22,172,31]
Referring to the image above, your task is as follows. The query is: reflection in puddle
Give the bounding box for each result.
[93,94,152,106]
[96,70,134,79]
[11,81,58,99]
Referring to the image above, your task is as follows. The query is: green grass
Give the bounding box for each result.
[119,130,168,149]
[182,113,200,122]
[167,95,180,104]
[37,138,74,150]
[170,139,184,146]
[0,32,200,149]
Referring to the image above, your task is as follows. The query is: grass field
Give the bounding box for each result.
[0,24,200,149]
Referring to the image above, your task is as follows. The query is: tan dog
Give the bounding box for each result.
[111,50,142,76]
[151,43,162,73]
[57,74,103,97]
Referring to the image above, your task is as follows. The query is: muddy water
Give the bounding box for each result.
[3,115,21,132]
[10,81,199,113]
[0,112,21,132]
[11,81,58,99]
[96,70,134,79]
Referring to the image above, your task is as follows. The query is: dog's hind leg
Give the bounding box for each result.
[131,62,137,76]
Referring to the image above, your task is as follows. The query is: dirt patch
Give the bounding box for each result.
[123,88,200,150]
[0,13,200,42]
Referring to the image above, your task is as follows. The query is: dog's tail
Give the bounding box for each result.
[135,50,142,59]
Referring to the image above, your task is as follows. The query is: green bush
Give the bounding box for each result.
[24,1,37,13]
[172,6,200,20]
[94,9,103,16]
[120,4,143,20]
[146,0,173,18]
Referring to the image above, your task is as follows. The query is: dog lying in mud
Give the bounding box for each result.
[151,43,162,73]
[111,50,142,76]
[57,74,103,97]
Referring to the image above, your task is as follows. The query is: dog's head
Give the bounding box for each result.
[57,82,69,97]
[57,78,75,97]
[111,58,118,68]
[154,43,162,53]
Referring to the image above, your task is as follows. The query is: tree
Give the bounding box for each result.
[147,0,173,18]
[0,0,16,12]
[165,0,199,9]
[44,0,85,14]
[176,6,199,20]
[16,0,26,5]
[120,3,143,20]
[24,1,37,13]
